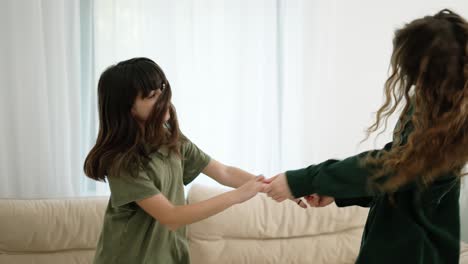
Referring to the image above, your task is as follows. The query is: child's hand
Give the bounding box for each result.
[234,176,267,204]
[263,175,307,208]
[292,198,308,208]
[305,193,335,207]
[264,173,294,202]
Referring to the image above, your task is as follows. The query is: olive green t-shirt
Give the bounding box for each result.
[93,139,211,264]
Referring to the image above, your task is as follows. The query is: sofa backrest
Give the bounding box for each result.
[4,186,465,264]
[0,197,108,264]
[187,184,369,264]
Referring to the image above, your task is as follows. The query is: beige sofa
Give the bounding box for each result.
[1,184,467,264]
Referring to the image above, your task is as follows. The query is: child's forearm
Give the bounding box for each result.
[220,166,256,188]
[165,189,239,230]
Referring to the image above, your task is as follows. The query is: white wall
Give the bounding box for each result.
[300,0,468,242]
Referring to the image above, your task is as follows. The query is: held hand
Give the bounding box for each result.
[263,175,306,208]
[234,176,267,204]
[305,193,335,207]
[292,198,308,208]
[264,173,294,202]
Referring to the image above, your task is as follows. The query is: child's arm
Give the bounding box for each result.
[202,159,256,188]
[201,160,308,208]
[265,142,396,202]
[136,176,266,231]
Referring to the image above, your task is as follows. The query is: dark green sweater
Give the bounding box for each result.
[286,118,461,264]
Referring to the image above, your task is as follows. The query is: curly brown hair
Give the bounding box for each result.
[365,9,468,192]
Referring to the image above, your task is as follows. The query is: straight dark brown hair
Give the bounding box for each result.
[84,58,182,181]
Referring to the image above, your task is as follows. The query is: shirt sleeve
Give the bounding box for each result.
[286,142,393,199]
[181,139,211,185]
[334,197,375,208]
[108,168,161,208]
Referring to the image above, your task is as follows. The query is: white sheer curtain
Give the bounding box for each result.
[0,0,83,198]
[0,0,309,197]
[84,0,309,192]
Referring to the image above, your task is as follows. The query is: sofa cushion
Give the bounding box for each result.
[187,184,369,264]
[461,242,468,264]
[0,250,94,264]
[1,188,467,264]
[0,197,108,253]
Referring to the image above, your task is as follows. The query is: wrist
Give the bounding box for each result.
[228,189,242,204]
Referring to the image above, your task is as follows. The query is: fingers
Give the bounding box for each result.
[305,194,314,203]
[313,195,320,207]
[294,198,307,208]
[256,175,265,182]
[276,197,287,203]
[307,198,318,207]
[265,185,282,199]
[305,194,335,207]
[262,175,294,203]
[265,191,307,208]
[317,196,326,207]
[262,175,278,184]
[299,201,307,208]
[318,196,335,207]
[305,194,319,207]
[268,191,281,200]
[268,196,307,208]
[272,194,282,201]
